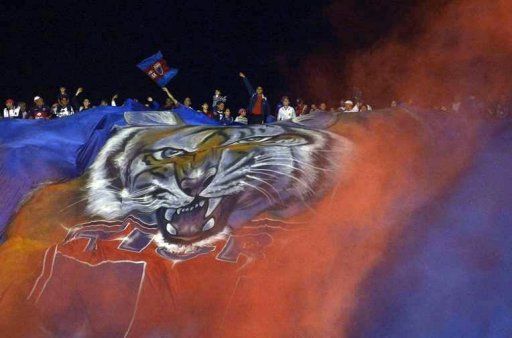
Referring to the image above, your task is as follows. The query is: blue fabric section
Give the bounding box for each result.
[0,100,219,238]
[0,100,144,237]
[173,104,220,126]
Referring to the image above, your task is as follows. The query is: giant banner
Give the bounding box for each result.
[0,107,510,337]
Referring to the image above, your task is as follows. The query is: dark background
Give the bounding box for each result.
[0,0,421,110]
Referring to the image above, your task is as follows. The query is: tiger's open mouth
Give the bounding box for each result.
[155,197,223,243]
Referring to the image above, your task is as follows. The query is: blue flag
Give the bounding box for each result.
[137,51,178,87]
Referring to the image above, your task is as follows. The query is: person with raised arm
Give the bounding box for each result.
[161,87,179,108]
[111,93,119,106]
[239,72,270,124]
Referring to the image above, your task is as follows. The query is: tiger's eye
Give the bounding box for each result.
[162,148,178,158]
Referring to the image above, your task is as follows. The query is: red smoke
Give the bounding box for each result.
[303,0,512,106]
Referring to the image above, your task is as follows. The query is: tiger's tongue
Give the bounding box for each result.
[172,204,207,229]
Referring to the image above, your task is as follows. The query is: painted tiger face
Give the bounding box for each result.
[86,113,352,252]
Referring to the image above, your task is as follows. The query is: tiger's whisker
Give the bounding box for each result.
[241,181,275,204]
[249,168,316,195]
[246,174,283,201]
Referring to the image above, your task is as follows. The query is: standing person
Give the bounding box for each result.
[145,97,160,110]
[212,89,227,109]
[235,108,248,124]
[71,87,84,108]
[239,72,270,124]
[277,96,296,121]
[30,96,53,119]
[199,102,212,118]
[183,97,193,109]
[57,86,67,100]
[295,98,305,117]
[161,87,200,112]
[79,98,93,111]
[220,108,234,125]
[19,102,29,119]
[300,104,310,116]
[213,102,226,121]
[111,94,120,106]
[337,99,345,112]
[275,97,284,117]
[162,97,175,109]
[53,95,75,118]
[3,99,21,118]
[342,100,358,113]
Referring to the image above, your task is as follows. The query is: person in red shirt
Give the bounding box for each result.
[239,72,270,124]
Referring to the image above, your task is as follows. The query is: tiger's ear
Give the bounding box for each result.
[124,110,185,127]
[281,111,339,130]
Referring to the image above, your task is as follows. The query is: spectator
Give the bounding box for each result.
[71,87,84,108]
[391,100,398,108]
[310,104,319,113]
[295,98,305,116]
[337,100,345,112]
[235,108,248,124]
[342,100,358,113]
[111,94,119,106]
[80,98,93,111]
[58,86,67,100]
[3,99,21,118]
[199,102,212,118]
[30,96,53,119]
[300,104,310,115]
[145,97,160,110]
[239,72,270,124]
[212,89,227,109]
[319,102,328,111]
[277,96,296,121]
[19,102,29,119]
[356,101,372,112]
[183,97,193,109]
[213,101,226,121]
[275,97,284,117]
[53,94,75,117]
[220,108,234,125]
[161,87,180,109]
[163,97,174,109]
[99,99,109,106]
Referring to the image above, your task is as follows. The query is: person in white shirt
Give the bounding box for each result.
[277,96,296,121]
[235,108,248,124]
[342,100,359,113]
[3,99,21,118]
[52,95,75,118]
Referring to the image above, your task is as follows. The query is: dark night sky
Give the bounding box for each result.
[0,0,420,109]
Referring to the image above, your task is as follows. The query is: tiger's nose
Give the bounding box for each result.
[179,167,216,196]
